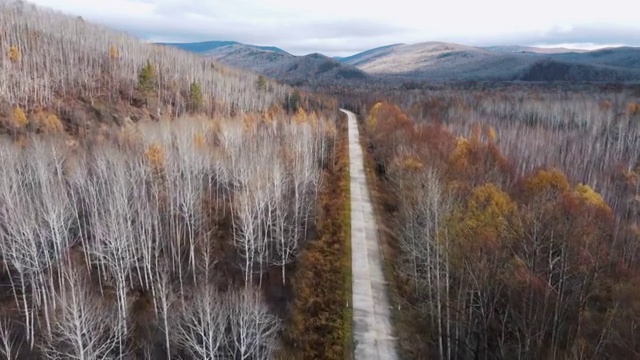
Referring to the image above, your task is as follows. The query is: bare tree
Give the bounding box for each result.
[39,264,120,360]
[0,318,21,360]
[177,285,229,360]
[228,290,280,360]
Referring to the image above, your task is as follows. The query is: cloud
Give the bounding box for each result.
[26,0,640,56]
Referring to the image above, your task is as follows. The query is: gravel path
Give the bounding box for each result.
[341,109,398,360]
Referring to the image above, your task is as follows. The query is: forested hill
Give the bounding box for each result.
[0,0,290,134]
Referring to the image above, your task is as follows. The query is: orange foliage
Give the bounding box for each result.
[399,156,425,171]
[449,136,471,172]
[486,125,497,143]
[34,110,64,133]
[627,102,640,116]
[524,168,570,195]
[11,106,28,127]
[145,143,165,170]
[193,132,206,148]
[7,45,20,62]
[599,100,612,110]
[108,45,119,60]
[294,107,307,123]
[366,101,410,132]
[573,183,611,213]
[447,132,511,186]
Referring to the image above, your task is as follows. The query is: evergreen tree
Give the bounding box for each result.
[137,60,156,93]
[188,81,203,113]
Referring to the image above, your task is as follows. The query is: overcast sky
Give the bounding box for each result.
[28,0,640,56]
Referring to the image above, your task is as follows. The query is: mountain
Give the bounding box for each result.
[0,1,288,134]
[158,40,290,55]
[339,42,640,82]
[164,38,640,83]
[334,44,404,65]
[483,45,588,54]
[193,43,368,86]
[550,47,640,70]
[516,59,640,82]
[339,42,533,79]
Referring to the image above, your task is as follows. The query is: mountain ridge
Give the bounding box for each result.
[157,40,290,55]
[162,40,640,83]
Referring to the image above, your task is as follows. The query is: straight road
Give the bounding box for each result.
[341,109,398,360]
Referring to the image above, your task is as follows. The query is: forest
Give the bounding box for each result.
[4,0,640,359]
[357,85,640,359]
[0,1,351,359]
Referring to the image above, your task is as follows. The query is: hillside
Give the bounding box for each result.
[483,45,588,54]
[0,2,351,359]
[551,47,640,69]
[158,40,290,55]
[156,38,640,84]
[203,44,368,86]
[341,42,533,79]
[334,43,404,65]
[340,42,640,82]
[0,0,288,134]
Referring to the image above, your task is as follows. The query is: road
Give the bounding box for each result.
[341,109,398,360]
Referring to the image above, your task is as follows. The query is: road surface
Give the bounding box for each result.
[341,109,398,360]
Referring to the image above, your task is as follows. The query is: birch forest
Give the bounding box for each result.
[360,85,640,359]
[0,0,348,359]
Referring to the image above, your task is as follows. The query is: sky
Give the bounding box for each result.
[28,0,640,56]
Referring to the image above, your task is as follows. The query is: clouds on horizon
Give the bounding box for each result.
[27,0,640,56]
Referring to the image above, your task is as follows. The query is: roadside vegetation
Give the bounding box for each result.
[359,87,640,359]
[282,112,351,359]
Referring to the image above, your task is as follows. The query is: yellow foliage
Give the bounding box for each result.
[457,184,516,248]
[367,101,383,129]
[447,183,516,269]
[12,107,28,127]
[108,45,119,60]
[449,136,470,170]
[7,45,20,62]
[400,156,425,171]
[46,114,63,132]
[194,132,206,148]
[145,143,165,169]
[294,107,307,123]
[243,115,258,131]
[34,111,63,132]
[487,125,497,142]
[525,169,570,194]
[574,184,610,212]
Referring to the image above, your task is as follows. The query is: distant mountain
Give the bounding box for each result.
[340,42,533,79]
[340,42,640,82]
[167,39,640,83]
[158,40,290,55]
[517,59,640,82]
[334,44,404,65]
[550,47,640,70]
[483,45,588,54]
[173,42,368,86]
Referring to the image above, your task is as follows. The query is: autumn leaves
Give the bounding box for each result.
[363,98,636,358]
